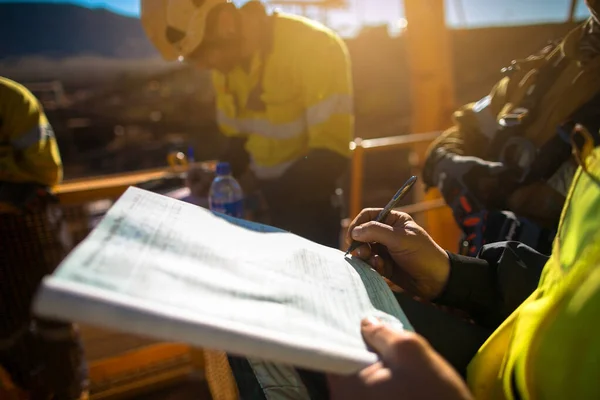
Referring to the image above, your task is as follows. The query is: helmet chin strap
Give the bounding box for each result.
[586,0,600,24]
[579,0,600,63]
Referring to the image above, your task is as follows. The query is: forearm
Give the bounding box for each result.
[434,252,496,325]
[435,241,548,329]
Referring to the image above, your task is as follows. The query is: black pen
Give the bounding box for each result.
[345,175,418,255]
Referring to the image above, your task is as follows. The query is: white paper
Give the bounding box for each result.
[34,187,412,374]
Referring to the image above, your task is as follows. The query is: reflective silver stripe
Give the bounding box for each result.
[471,95,497,139]
[216,93,353,140]
[306,93,353,126]
[11,124,54,150]
[251,158,297,180]
[217,110,305,139]
[215,111,238,131]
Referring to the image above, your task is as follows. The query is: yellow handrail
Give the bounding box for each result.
[54,161,214,205]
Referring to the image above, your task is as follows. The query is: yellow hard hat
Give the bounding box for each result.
[586,0,600,23]
[140,0,229,61]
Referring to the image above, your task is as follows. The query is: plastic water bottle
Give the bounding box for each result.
[208,162,244,218]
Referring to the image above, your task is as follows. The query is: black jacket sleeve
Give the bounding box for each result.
[435,241,549,329]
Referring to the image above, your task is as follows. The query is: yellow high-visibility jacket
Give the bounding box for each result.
[468,144,600,399]
[212,13,353,180]
[0,77,62,187]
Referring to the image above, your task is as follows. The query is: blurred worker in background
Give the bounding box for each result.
[0,77,88,399]
[423,0,600,257]
[141,0,353,248]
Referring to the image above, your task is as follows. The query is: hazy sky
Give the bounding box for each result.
[1,0,592,36]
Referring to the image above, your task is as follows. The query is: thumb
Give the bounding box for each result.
[361,317,410,365]
[351,221,401,249]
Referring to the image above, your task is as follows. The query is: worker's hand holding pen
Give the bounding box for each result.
[345,205,451,301]
[335,194,471,400]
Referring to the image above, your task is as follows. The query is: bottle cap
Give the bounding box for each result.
[216,162,231,176]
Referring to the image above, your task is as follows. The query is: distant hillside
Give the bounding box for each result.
[0,55,174,88]
[0,2,157,59]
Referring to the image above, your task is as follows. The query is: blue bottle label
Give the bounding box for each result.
[211,199,244,218]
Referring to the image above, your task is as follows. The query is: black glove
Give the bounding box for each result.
[431,151,510,210]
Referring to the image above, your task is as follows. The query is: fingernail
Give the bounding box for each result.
[355,246,365,257]
[351,226,364,239]
[361,316,382,328]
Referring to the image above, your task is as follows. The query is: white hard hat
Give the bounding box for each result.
[140,0,229,61]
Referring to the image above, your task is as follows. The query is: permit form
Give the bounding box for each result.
[34,187,412,374]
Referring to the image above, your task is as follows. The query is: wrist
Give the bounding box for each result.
[433,251,492,310]
[431,250,453,301]
[430,246,452,299]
